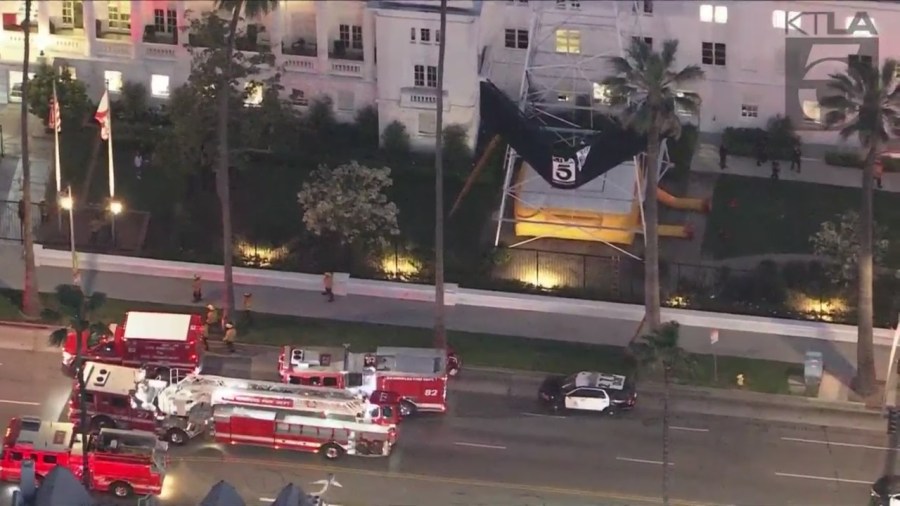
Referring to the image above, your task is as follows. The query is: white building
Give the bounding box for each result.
[0,0,897,150]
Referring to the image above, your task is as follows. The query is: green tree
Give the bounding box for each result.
[26,64,91,128]
[818,58,900,396]
[212,0,279,322]
[602,39,704,331]
[442,123,473,176]
[630,321,692,506]
[354,105,380,150]
[381,120,411,159]
[810,210,889,288]
[433,0,448,349]
[47,284,107,489]
[19,0,39,318]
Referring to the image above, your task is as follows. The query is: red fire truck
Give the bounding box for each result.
[62,311,204,375]
[0,416,168,498]
[148,373,401,459]
[278,346,458,416]
[70,361,165,433]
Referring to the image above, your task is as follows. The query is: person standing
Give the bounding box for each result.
[790,145,802,172]
[223,322,237,353]
[875,157,884,189]
[16,199,25,243]
[719,143,728,170]
[322,272,335,302]
[192,274,203,302]
[770,159,780,181]
[133,151,144,181]
[755,136,767,167]
[242,292,254,327]
[205,304,219,336]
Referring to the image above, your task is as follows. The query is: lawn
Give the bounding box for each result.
[0,290,798,394]
[703,175,900,264]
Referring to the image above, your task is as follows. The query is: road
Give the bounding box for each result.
[0,345,891,506]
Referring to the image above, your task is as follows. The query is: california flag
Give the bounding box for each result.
[95,90,110,140]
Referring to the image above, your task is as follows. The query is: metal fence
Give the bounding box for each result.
[0,200,42,243]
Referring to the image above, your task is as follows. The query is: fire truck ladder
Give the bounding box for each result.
[184,375,358,399]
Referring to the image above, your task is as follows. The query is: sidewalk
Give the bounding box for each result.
[691,142,900,192]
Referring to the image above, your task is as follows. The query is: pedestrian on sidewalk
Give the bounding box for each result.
[38,200,48,224]
[875,157,884,189]
[770,159,780,181]
[16,199,24,243]
[205,304,220,336]
[718,143,728,170]
[242,292,254,327]
[133,151,144,181]
[755,136,768,166]
[322,272,335,302]
[192,274,203,302]
[790,145,802,172]
[223,322,237,353]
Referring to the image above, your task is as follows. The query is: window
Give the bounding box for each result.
[59,64,76,80]
[83,392,95,404]
[110,397,128,408]
[642,0,653,14]
[323,377,339,387]
[632,36,652,49]
[555,29,580,54]
[336,90,354,111]
[351,25,363,50]
[848,54,873,67]
[42,454,58,464]
[61,0,75,25]
[418,112,437,135]
[104,71,123,93]
[154,8,177,33]
[410,27,416,42]
[701,42,726,66]
[772,10,801,29]
[426,65,438,88]
[414,64,425,87]
[244,83,263,107]
[150,74,170,98]
[339,24,350,47]
[555,0,579,8]
[420,28,431,43]
[11,452,22,461]
[592,83,612,104]
[741,104,759,118]
[505,29,528,49]
[436,29,441,43]
[108,0,131,31]
[802,100,821,123]
[699,5,727,24]
[290,88,308,106]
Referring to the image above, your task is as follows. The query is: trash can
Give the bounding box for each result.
[804,351,824,388]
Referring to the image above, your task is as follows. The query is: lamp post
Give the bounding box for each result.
[109,199,123,247]
[58,186,79,287]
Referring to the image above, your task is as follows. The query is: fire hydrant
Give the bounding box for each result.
[736,373,745,387]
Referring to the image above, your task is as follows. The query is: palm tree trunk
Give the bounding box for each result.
[432,0,447,349]
[643,120,662,330]
[856,144,878,395]
[217,4,244,322]
[20,0,40,318]
[75,315,90,489]
[662,366,672,506]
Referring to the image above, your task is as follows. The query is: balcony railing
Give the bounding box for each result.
[142,25,178,45]
[328,40,363,62]
[95,20,130,41]
[282,38,317,57]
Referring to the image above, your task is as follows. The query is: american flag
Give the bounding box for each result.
[49,82,61,133]
[95,90,110,140]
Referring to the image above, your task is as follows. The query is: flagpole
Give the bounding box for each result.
[105,82,115,199]
[52,81,61,197]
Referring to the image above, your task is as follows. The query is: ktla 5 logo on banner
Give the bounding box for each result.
[551,145,592,186]
[783,11,878,131]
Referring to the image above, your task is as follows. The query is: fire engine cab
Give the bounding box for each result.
[278,346,456,416]
[71,361,163,433]
[139,374,401,459]
[62,311,203,375]
[0,416,168,498]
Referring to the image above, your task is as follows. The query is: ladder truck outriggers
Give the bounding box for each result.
[279,345,460,416]
[134,372,402,460]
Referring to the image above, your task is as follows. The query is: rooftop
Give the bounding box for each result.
[7,417,74,453]
[122,311,194,341]
[82,362,141,396]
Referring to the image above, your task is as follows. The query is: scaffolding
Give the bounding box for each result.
[493,0,666,260]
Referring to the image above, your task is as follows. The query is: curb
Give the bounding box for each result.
[0,319,56,330]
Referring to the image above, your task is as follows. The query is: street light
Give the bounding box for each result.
[59,186,79,287]
[108,199,123,247]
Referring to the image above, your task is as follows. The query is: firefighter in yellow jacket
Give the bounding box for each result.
[223,322,237,353]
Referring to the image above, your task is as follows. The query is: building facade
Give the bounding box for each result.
[0,0,897,149]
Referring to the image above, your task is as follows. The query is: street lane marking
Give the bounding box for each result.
[616,457,674,466]
[522,412,566,419]
[177,456,726,506]
[0,399,40,406]
[781,437,889,451]
[670,426,709,433]
[774,472,871,485]
[453,441,507,450]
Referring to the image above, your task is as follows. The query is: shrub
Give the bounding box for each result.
[667,124,699,180]
[305,95,336,134]
[442,124,473,176]
[354,106,379,150]
[722,115,799,161]
[382,120,411,158]
[824,151,862,168]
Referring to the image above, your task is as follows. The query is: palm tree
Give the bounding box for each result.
[818,58,900,396]
[47,284,108,489]
[602,39,704,331]
[630,321,691,506]
[433,0,448,349]
[20,0,40,318]
[213,0,279,321]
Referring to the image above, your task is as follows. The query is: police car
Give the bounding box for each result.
[538,371,637,414]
